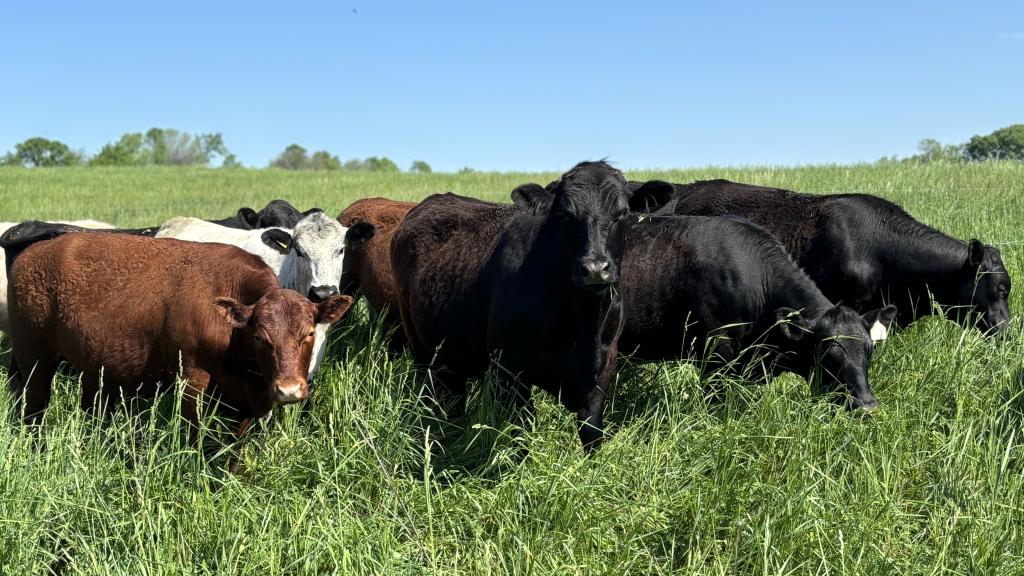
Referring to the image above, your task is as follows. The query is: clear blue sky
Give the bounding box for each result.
[2,1,1021,172]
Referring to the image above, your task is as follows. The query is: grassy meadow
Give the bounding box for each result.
[0,162,1022,574]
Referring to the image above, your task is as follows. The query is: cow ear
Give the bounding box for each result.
[237,208,259,229]
[316,294,354,324]
[261,229,292,255]
[775,307,810,341]
[628,180,675,213]
[862,305,897,342]
[966,239,985,268]
[511,183,556,215]
[214,297,252,329]
[345,222,375,248]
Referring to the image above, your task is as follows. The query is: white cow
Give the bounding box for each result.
[155,211,362,380]
[0,219,117,333]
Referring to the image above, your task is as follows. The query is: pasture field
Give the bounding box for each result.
[0,162,1022,575]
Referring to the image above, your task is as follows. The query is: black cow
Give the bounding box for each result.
[630,179,1011,334]
[392,161,633,450]
[213,199,318,230]
[621,215,896,409]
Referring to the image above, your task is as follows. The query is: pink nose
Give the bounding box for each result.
[273,378,308,403]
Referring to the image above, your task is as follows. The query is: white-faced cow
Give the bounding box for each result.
[393,161,633,450]
[620,215,896,410]
[629,179,1012,335]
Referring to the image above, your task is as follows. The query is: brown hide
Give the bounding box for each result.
[6,232,350,432]
[338,198,415,347]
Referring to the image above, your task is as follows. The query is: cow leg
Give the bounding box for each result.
[227,417,254,474]
[12,353,59,426]
[431,368,467,418]
[180,367,211,445]
[702,339,738,404]
[576,384,607,452]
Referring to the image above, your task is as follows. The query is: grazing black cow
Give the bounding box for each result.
[392,161,633,450]
[621,215,896,409]
[630,179,1011,334]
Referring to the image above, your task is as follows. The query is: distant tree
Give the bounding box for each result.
[270,144,310,170]
[309,150,341,171]
[363,156,400,172]
[342,158,365,171]
[91,129,230,166]
[90,132,146,166]
[409,160,432,173]
[2,137,83,167]
[965,124,1024,161]
[221,154,242,169]
[457,166,476,174]
[905,138,964,163]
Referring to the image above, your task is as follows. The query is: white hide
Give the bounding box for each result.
[0,219,117,333]
[277,212,351,379]
[869,320,889,342]
[155,217,290,272]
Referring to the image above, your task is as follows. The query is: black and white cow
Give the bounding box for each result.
[629,179,1011,335]
[620,215,896,410]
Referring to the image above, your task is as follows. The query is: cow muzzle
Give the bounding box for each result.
[272,378,309,403]
[308,285,340,303]
[578,258,614,287]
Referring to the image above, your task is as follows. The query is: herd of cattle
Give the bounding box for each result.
[0,161,1013,455]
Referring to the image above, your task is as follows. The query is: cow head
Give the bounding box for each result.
[215,289,353,403]
[274,212,375,305]
[953,239,1011,334]
[774,304,897,410]
[511,161,633,290]
[257,199,312,228]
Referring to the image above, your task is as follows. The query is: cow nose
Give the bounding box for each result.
[308,285,339,302]
[579,259,612,285]
[273,378,308,403]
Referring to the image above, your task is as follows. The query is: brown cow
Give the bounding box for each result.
[338,197,416,349]
[6,233,353,438]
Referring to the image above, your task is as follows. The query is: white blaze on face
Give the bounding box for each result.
[869,320,889,342]
[276,211,350,380]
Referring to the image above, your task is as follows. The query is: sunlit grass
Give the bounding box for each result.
[0,162,1022,574]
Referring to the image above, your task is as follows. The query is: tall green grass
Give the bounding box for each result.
[0,163,1022,574]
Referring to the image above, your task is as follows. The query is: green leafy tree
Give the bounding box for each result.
[905,138,964,163]
[309,150,341,171]
[363,156,400,172]
[965,124,1024,161]
[221,154,242,169]
[270,144,310,170]
[3,137,83,167]
[92,129,231,166]
[90,132,146,166]
[409,160,432,173]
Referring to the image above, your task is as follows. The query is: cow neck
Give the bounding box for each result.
[869,217,969,279]
[766,263,833,320]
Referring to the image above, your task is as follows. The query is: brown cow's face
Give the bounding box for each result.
[215,289,353,404]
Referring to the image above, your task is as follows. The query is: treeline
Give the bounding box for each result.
[879,124,1024,164]
[0,128,432,173]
